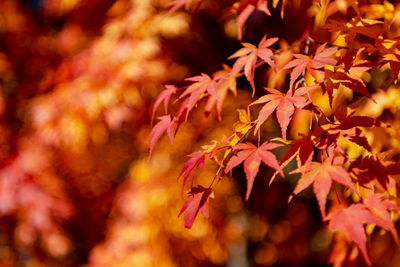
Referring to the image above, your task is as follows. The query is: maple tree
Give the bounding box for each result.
[2,0,400,266]
[151,0,400,266]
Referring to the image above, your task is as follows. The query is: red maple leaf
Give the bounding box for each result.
[179,73,218,120]
[325,17,379,49]
[373,37,400,81]
[280,135,314,168]
[225,141,283,200]
[311,106,376,151]
[236,0,271,40]
[380,50,400,81]
[349,154,400,189]
[333,105,377,129]
[327,201,398,266]
[281,43,337,88]
[319,107,375,151]
[339,48,377,74]
[178,151,206,190]
[229,35,278,93]
[204,64,239,120]
[178,185,212,228]
[311,125,340,150]
[151,85,177,125]
[291,158,358,217]
[251,86,313,139]
[149,115,174,158]
[323,68,372,106]
[364,193,399,244]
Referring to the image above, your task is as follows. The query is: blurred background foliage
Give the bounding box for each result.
[0,0,399,266]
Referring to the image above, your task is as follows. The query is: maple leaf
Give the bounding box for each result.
[327,201,399,266]
[311,0,354,28]
[325,17,380,49]
[173,98,190,135]
[291,158,358,217]
[251,86,313,139]
[339,48,377,73]
[179,73,218,120]
[178,186,212,228]
[323,106,375,152]
[268,135,315,185]
[233,108,253,135]
[364,193,399,244]
[344,127,373,152]
[326,204,376,266]
[225,141,283,200]
[323,68,372,106]
[229,35,278,93]
[204,64,239,120]
[381,51,400,82]
[281,43,337,88]
[311,106,376,152]
[279,135,314,168]
[151,85,177,125]
[149,115,174,158]
[349,155,399,189]
[333,105,377,129]
[178,151,206,190]
[236,0,271,40]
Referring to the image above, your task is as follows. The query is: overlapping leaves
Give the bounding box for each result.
[153,2,400,266]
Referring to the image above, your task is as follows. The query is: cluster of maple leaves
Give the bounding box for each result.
[151,0,400,265]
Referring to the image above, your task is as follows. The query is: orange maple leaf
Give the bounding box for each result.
[251,85,314,139]
[291,158,358,218]
[225,141,283,200]
[281,43,337,88]
[229,35,278,93]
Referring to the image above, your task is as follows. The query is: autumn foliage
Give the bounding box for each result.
[151,0,400,266]
[0,0,240,266]
[1,0,400,266]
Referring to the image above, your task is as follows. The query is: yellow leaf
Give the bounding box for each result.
[233,108,252,134]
